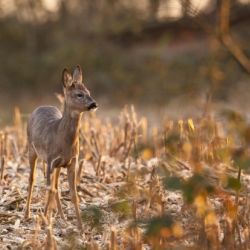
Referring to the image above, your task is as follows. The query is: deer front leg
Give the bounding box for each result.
[67,157,83,233]
[46,156,62,186]
[25,149,37,219]
[54,167,66,221]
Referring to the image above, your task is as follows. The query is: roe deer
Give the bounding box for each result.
[25,65,97,232]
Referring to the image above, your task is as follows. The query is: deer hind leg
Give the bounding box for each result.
[25,147,37,219]
[44,157,62,218]
[67,159,83,233]
[54,167,66,220]
[44,169,57,218]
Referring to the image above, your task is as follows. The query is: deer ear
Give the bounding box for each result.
[72,65,82,83]
[62,68,72,88]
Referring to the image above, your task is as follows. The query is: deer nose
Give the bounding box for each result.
[87,102,98,110]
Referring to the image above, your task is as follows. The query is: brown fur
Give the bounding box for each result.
[25,65,97,233]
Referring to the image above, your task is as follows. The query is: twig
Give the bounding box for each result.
[81,131,98,159]
[0,133,5,182]
[91,129,100,158]
[219,0,250,73]
[235,167,242,206]
[77,185,94,197]
[76,159,84,185]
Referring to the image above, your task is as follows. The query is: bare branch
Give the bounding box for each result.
[219,0,250,73]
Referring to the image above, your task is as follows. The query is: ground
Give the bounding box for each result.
[0,106,250,249]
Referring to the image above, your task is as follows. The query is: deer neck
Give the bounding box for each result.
[59,103,82,145]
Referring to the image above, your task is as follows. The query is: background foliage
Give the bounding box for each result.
[0,0,250,116]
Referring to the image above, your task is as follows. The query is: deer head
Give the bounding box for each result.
[62,65,97,113]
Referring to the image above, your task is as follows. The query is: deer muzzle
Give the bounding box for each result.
[87,102,98,110]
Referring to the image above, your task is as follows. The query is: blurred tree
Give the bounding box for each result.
[148,0,161,21]
[181,0,191,17]
[58,0,69,25]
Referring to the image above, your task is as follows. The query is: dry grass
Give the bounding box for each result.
[1,106,250,249]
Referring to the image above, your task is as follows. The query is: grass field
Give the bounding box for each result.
[0,105,250,249]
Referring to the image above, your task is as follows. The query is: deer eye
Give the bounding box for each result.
[77,93,84,98]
